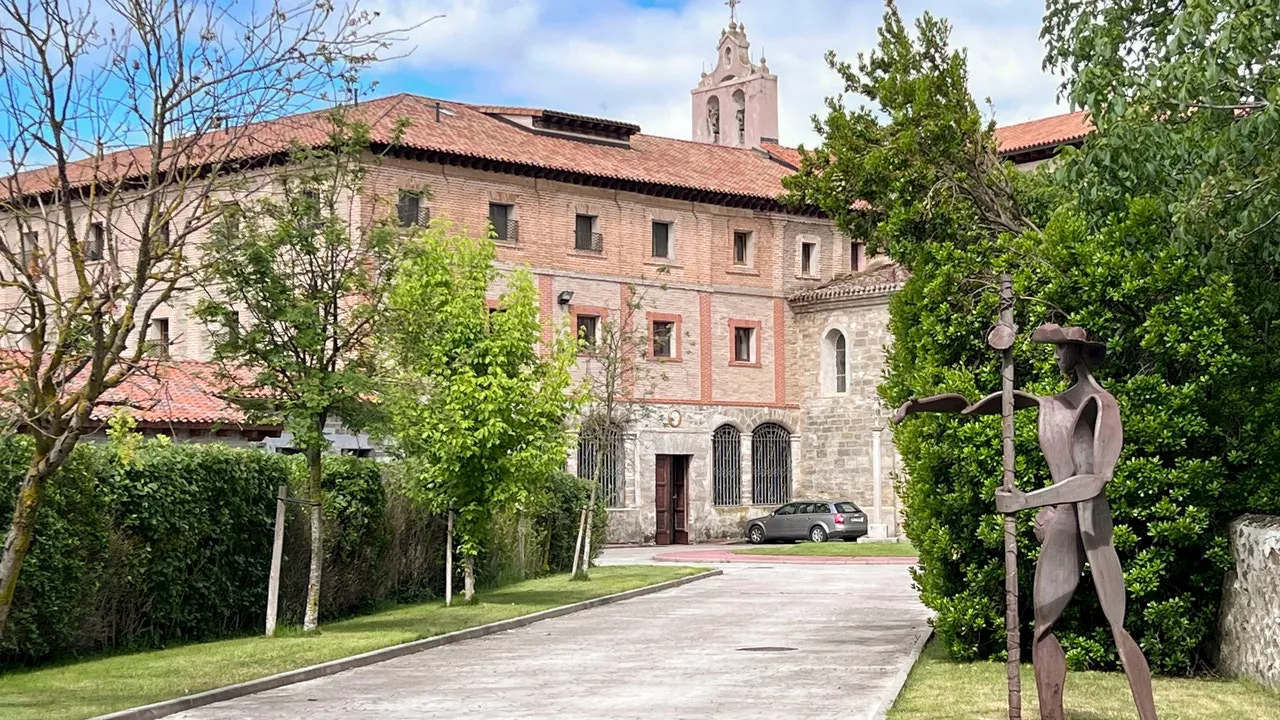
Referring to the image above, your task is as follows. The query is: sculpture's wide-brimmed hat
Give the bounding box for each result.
[1031,324,1106,365]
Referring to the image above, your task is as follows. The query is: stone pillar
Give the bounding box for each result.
[788,434,800,501]
[739,432,753,505]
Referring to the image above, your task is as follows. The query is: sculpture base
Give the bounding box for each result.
[860,524,892,541]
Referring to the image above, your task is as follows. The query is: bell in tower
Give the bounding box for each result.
[690,1,779,148]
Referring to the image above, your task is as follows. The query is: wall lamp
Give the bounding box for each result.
[557,290,574,306]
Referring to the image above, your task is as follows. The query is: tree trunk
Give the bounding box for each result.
[0,436,71,636]
[462,554,475,603]
[303,443,324,633]
[575,481,599,579]
[0,469,45,634]
[445,510,453,608]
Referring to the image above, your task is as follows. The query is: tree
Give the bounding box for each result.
[1043,0,1280,271]
[570,280,670,579]
[0,0,401,634]
[194,117,397,631]
[380,224,578,603]
[784,1,1278,673]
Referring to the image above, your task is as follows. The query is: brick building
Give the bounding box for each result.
[1,17,1094,544]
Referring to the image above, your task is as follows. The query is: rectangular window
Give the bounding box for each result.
[733,231,751,266]
[151,318,170,359]
[397,191,427,227]
[651,221,671,258]
[851,241,865,272]
[88,222,105,261]
[574,214,600,251]
[733,326,755,363]
[801,241,816,275]
[651,320,675,359]
[19,230,37,265]
[575,314,600,348]
[159,221,171,248]
[221,203,242,237]
[489,203,516,242]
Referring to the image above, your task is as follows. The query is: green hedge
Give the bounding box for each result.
[0,437,284,665]
[1,438,606,668]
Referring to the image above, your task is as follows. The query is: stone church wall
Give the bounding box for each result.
[790,294,902,536]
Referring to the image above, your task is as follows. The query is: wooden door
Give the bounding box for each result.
[673,456,689,544]
[654,455,671,545]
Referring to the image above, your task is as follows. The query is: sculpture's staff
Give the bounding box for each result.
[990,273,1021,719]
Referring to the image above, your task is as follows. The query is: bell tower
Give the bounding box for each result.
[691,1,779,148]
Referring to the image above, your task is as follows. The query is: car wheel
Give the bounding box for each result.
[809,525,828,543]
[748,524,765,544]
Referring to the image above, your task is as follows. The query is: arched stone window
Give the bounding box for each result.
[823,329,848,395]
[751,423,791,505]
[707,95,721,144]
[712,424,742,506]
[732,89,746,145]
[577,419,624,507]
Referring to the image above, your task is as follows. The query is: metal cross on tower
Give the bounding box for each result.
[726,0,741,24]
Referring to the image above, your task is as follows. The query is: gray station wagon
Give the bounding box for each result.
[745,500,869,544]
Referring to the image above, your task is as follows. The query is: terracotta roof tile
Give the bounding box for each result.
[91,360,273,428]
[789,257,908,305]
[759,141,802,169]
[995,110,1094,155]
[9,93,794,205]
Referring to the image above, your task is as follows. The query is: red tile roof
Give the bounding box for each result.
[789,256,909,305]
[8,94,797,207]
[994,110,1093,155]
[91,360,272,428]
[759,141,803,169]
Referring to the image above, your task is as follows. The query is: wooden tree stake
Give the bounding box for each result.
[265,484,287,638]
[999,273,1022,719]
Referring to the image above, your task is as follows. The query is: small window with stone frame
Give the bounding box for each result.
[733,230,752,266]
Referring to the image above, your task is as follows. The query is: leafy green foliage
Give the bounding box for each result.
[195,116,396,451]
[786,1,1280,674]
[379,223,580,570]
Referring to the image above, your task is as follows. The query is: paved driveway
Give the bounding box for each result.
[172,553,931,720]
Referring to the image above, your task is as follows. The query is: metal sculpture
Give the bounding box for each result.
[892,275,1157,720]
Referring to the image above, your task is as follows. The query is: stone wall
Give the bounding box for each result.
[790,293,902,536]
[1217,513,1280,689]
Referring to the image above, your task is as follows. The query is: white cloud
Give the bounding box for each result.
[369,0,1066,147]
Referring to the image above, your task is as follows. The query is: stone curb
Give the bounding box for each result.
[653,550,919,565]
[870,621,935,720]
[92,568,723,720]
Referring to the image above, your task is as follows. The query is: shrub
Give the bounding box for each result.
[886,198,1280,674]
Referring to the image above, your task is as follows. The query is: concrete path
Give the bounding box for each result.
[170,552,932,720]
[653,547,918,564]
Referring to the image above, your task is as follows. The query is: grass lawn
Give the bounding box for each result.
[0,565,706,720]
[733,540,918,557]
[888,640,1280,720]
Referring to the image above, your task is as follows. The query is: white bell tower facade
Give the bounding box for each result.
[691,12,779,149]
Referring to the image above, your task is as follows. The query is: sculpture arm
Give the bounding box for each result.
[892,391,1039,424]
[994,473,1107,513]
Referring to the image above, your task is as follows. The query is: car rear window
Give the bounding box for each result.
[836,502,861,513]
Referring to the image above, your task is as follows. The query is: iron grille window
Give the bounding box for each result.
[834,333,848,393]
[712,424,742,506]
[19,230,37,266]
[87,222,105,261]
[651,221,671,258]
[752,423,791,505]
[489,203,517,243]
[575,214,602,252]
[733,231,750,265]
[398,191,428,227]
[578,422,623,508]
[151,318,171,359]
[651,320,674,358]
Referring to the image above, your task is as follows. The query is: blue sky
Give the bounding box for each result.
[364,0,1066,147]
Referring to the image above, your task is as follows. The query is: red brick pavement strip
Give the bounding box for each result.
[653,549,918,565]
